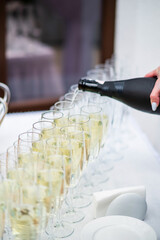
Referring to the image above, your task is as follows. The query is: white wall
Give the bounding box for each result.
[115,0,160,152]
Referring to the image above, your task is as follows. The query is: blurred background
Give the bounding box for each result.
[1,0,114,110]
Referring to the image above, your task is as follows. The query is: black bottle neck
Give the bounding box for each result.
[78,78,125,97]
[78,78,102,94]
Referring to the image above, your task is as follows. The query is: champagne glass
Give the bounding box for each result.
[41,110,64,135]
[50,100,75,120]
[32,120,56,139]
[68,114,92,208]
[60,125,86,223]
[8,182,49,240]
[5,156,37,240]
[0,181,5,240]
[18,132,44,153]
[43,150,72,238]
[89,96,112,148]
[6,154,52,239]
[64,92,85,113]
[41,110,64,127]
[0,153,6,240]
[38,139,70,238]
[81,105,106,191]
[81,105,103,161]
[87,98,114,182]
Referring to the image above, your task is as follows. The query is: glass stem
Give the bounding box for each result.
[67,188,74,212]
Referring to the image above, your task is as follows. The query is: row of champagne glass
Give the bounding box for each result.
[0,101,108,239]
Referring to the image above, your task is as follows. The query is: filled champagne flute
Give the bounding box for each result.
[88,96,112,148]
[13,142,32,167]
[69,114,91,167]
[81,105,103,161]
[60,125,86,223]
[46,136,73,193]
[5,153,55,239]
[41,110,64,127]
[87,98,114,182]
[32,120,56,140]
[17,132,45,184]
[0,153,6,240]
[68,114,92,208]
[0,181,5,240]
[5,156,38,240]
[8,182,50,240]
[41,110,64,135]
[13,142,41,186]
[18,132,44,153]
[42,150,71,238]
[34,143,68,238]
[80,105,105,192]
[46,136,74,238]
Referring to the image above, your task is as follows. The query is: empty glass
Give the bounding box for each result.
[51,100,75,121]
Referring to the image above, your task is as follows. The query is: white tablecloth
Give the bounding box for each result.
[0,111,160,239]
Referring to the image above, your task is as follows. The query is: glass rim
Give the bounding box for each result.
[54,100,75,110]
[41,110,64,121]
[65,92,83,98]
[81,104,102,114]
[32,120,56,131]
[18,131,42,142]
[70,84,78,91]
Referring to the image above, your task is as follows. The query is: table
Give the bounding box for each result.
[0,111,160,239]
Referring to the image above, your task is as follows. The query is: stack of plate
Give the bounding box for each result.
[80,216,157,240]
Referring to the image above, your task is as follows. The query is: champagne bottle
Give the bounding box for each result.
[78,77,159,114]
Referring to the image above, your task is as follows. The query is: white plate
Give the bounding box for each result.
[80,216,157,240]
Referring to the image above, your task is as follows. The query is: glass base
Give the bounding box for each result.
[53,222,74,238]
[81,182,103,196]
[62,209,85,223]
[71,195,92,208]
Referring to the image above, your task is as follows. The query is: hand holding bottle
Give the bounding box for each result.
[145,66,160,111]
[79,76,159,114]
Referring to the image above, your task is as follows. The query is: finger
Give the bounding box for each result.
[145,69,157,77]
[150,78,160,111]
